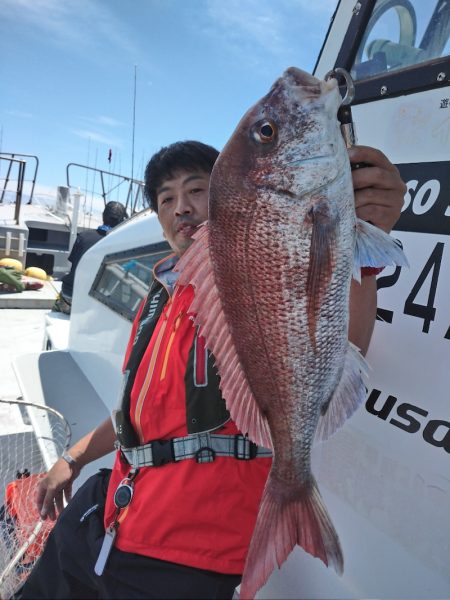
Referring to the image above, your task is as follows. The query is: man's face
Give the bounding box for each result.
[156,170,210,256]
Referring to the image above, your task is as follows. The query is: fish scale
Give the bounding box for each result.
[176,66,408,599]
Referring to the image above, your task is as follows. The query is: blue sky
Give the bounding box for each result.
[1,0,336,198]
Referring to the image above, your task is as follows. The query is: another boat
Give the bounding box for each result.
[0,153,147,278]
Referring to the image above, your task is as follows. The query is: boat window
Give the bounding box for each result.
[89,241,171,321]
[351,0,450,81]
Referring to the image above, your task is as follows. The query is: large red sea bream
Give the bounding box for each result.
[176,67,407,598]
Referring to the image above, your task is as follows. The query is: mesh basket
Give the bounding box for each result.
[0,399,71,599]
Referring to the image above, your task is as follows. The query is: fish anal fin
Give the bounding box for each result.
[315,341,368,443]
[306,198,336,350]
[240,477,343,600]
[175,224,272,450]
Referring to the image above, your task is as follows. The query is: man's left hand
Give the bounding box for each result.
[349,145,406,233]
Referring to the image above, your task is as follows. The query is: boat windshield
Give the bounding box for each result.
[89,241,171,321]
[351,0,450,81]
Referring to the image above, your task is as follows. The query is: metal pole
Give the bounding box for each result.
[69,189,82,251]
[14,160,25,224]
[27,155,39,204]
[131,65,137,199]
[0,154,14,204]
[100,170,107,206]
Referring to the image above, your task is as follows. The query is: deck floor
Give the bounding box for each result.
[0,307,48,410]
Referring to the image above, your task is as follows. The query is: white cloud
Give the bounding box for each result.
[200,0,337,68]
[204,0,286,57]
[79,115,125,128]
[6,110,33,119]
[287,0,337,15]
[97,116,124,128]
[1,0,139,61]
[209,1,281,50]
[71,129,122,147]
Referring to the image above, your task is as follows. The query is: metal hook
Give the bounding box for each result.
[324,67,355,106]
[324,68,357,148]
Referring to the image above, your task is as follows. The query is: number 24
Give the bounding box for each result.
[376,242,449,338]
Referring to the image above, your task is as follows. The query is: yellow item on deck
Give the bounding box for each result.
[0,258,23,271]
[24,267,48,280]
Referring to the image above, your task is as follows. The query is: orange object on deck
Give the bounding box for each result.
[4,473,54,565]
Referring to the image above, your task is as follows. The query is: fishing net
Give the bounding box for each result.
[0,398,71,599]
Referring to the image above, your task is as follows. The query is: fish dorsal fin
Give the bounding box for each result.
[175,223,273,450]
[315,341,368,442]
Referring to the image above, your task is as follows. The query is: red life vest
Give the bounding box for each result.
[104,257,271,574]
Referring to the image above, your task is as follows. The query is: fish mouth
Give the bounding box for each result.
[267,67,323,100]
[286,154,334,167]
[283,67,321,89]
[286,143,336,167]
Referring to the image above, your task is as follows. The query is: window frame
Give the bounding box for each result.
[334,0,450,105]
[89,241,171,321]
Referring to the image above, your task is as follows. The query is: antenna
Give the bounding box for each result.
[131,65,137,189]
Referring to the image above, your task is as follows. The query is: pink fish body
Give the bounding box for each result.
[176,67,407,599]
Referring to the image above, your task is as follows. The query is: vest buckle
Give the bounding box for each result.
[234,434,258,460]
[151,439,175,466]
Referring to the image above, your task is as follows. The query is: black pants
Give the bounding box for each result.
[20,470,241,599]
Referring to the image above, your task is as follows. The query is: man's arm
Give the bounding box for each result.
[348,146,406,354]
[349,276,377,354]
[38,295,145,520]
[37,417,116,520]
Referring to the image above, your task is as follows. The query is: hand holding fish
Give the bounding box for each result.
[349,145,406,233]
[346,146,405,353]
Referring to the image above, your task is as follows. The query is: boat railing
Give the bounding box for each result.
[66,163,147,216]
[0,153,39,212]
[0,157,27,224]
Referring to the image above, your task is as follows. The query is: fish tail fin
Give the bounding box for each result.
[353,218,409,282]
[240,477,343,600]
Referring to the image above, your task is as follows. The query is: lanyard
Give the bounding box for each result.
[94,468,139,576]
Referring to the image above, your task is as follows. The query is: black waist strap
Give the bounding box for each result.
[116,433,272,467]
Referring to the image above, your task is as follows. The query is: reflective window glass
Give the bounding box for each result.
[351,0,450,81]
[90,242,171,320]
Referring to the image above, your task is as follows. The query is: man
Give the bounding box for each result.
[21,141,405,599]
[55,201,128,313]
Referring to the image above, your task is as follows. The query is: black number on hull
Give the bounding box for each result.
[376,239,404,324]
[404,242,444,333]
[376,266,403,323]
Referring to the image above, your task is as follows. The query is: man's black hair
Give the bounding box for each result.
[144,141,219,213]
[103,201,128,227]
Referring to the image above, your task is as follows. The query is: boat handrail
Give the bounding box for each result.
[66,163,147,215]
[0,156,27,224]
[0,153,39,207]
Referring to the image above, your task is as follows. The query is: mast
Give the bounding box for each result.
[131,65,137,204]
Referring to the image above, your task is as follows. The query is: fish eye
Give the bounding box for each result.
[252,120,277,144]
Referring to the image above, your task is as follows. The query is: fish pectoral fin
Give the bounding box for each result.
[353,219,409,282]
[175,223,273,451]
[315,341,369,443]
[306,199,336,349]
